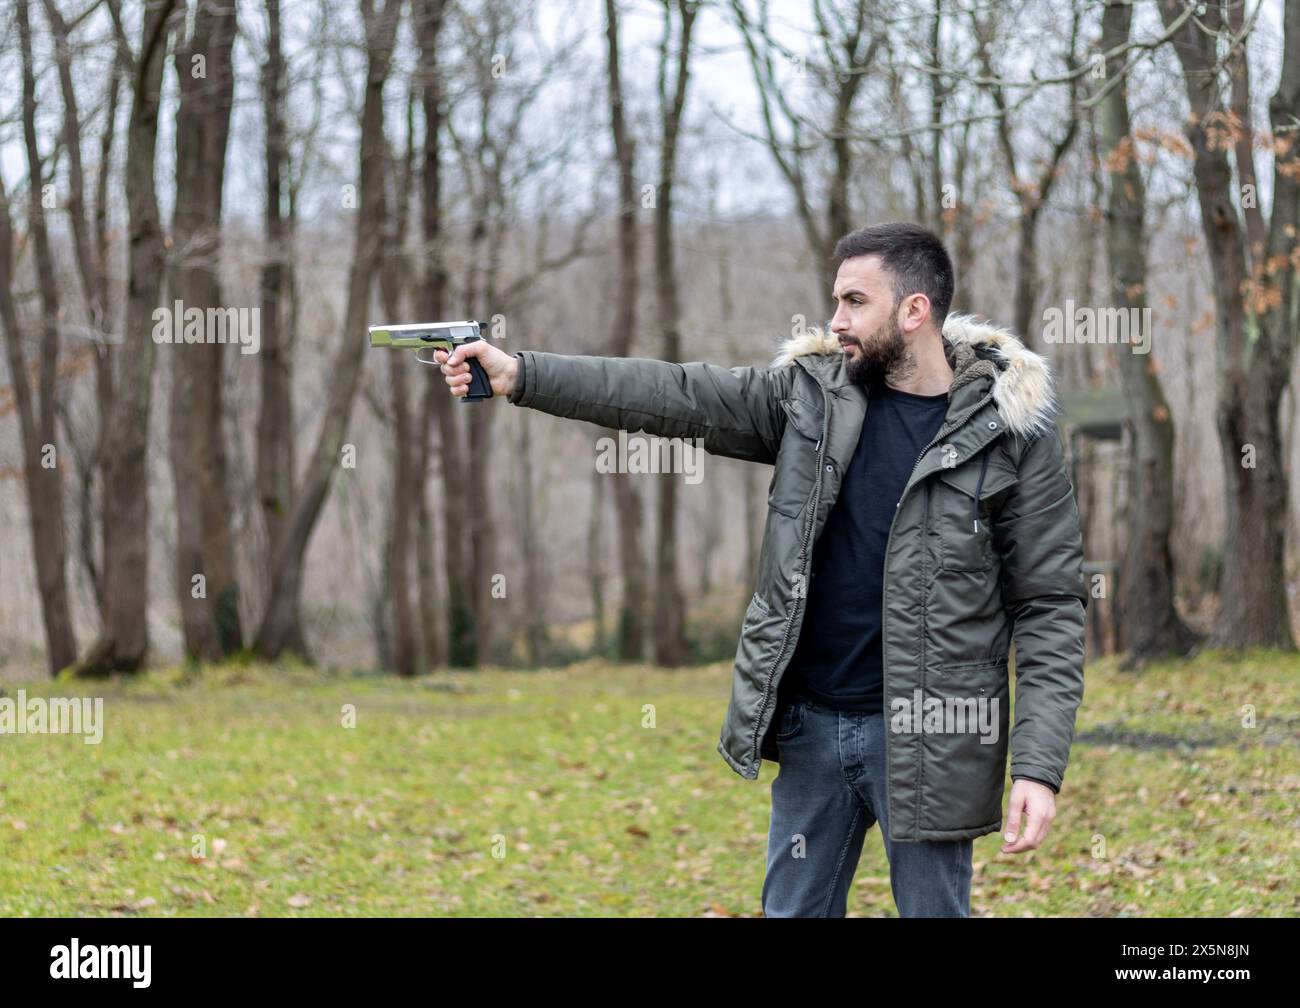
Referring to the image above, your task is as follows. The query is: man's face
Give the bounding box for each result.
[829,255,911,384]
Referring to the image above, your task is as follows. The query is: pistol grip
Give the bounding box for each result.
[460,336,494,401]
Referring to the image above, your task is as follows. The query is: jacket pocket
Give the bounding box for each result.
[734,593,784,684]
[912,655,1010,831]
[766,397,822,518]
[933,452,1018,572]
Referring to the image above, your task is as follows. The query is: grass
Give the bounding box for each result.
[0,649,1296,917]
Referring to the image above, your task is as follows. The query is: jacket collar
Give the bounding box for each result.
[770,312,1058,439]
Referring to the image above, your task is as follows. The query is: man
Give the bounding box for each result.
[436,222,1087,918]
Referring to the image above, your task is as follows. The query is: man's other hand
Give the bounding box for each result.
[1001,778,1056,854]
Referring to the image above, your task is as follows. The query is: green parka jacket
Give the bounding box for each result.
[507,313,1087,842]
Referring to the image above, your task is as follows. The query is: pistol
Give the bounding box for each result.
[367,320,494,401]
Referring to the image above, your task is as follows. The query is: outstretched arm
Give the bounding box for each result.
[438,341,792,464]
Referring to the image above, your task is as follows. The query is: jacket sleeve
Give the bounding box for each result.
[992,424,1087,794]
[508,350,790,464]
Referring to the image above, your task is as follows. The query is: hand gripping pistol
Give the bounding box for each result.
[367,320,495,401]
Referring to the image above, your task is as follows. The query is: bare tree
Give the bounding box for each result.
[253,0,404,659]
[2,0,78,675]
[1158,0,1300,649]
[1098,0,1198,664]
[441,0,587,666]
[376,89,419,677]
[39,0,126,622]
[413,0,459,669]
[76,0,180,677]
[168,0,242,660]
[603,0,649,661]
[650,0,699,666]
[255,0,306,654]
[727,0,884,294]
[968,1,1082,348]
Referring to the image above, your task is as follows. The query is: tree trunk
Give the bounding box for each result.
[1158,0,1300,650]
[6,0,77,675]
[467,347,496,666]
[519,411,548,666]
[650,0,697,667]
[415,0,469,669]
[253,0,403,659]
[951,121,975,287]
[76,0,179,678]
[84,41,128,621]
[382,353,418,678]
[415,388,445,669]
[605,0,646,661]
[377,109,418,677]
[255,0,306,655]
[41,0,122,623]
[1010,205,1040,348]
[587,468,607,655]
[168,0,242,661]
[1099,0,1198,665]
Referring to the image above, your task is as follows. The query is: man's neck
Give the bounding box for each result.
[883,329,953,397]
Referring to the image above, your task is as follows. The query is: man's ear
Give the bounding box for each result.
[900,292,930,334]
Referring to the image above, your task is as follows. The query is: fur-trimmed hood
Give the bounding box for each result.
[769,312,1058,439]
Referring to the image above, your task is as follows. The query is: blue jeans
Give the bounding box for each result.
[761,692,973,917]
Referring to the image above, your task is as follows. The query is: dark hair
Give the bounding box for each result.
[831,223,955,328]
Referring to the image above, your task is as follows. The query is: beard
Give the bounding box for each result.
[835,312,914,385]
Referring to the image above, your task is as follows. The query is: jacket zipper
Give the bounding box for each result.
[972,449,991,532]
[752,382,831,767]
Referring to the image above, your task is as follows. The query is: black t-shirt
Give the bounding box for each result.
[779,375,949,713]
